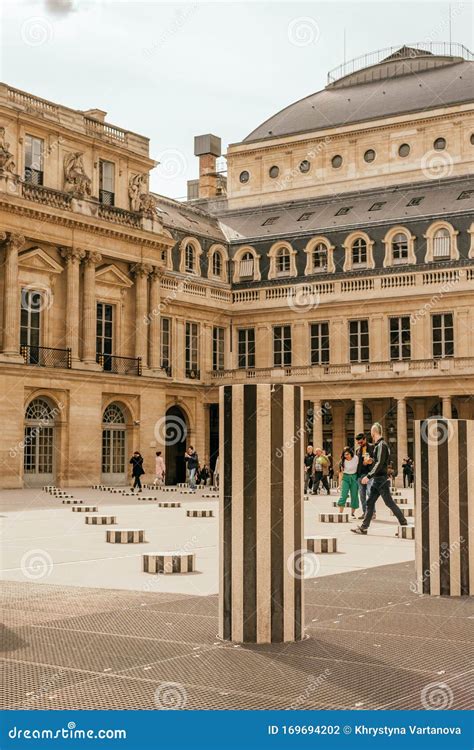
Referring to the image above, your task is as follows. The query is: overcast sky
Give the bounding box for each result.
[1,0,472,198]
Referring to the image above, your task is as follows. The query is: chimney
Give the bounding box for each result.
[194,134,221,199]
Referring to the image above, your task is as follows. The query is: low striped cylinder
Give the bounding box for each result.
[415,418,474,596]
[318,513,349,523]
[158,502,181,508]
[306,536,337,553]
[399,525,415,540]
[400,507,415,518]
[186,509,213,518]
[106,529,145,544]
[201,494,218,499]
[62,499,82,504]
[219,384,304,644]
[143,553,195,574]
[332,501,350,508]
[395,497,410,505]
[162,487,177,492]
[72,506,98,512]
[137,496,157,502]
[85,515,116,525]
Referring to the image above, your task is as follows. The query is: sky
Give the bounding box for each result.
[1,0,472,198]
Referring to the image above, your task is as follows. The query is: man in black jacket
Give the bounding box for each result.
[351,423,407,535]
[355,432,374,519]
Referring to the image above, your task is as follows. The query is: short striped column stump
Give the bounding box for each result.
[219,383,304,644]
[137,496,157,502]
[158,502,181,508]
[399,507,415,518]
[86,515,116,525]
[398,525,415,539]
[72,505,98,512]
[395,496,410,505]
[62,499,83,504]
[200,493,218,499]
[143,552,195,574]
[318,513,350,523]
[186,509,214,518]
[306,536,338,553]
[332,501,350,508]
[161,487,178,492]
[415,418,474,596]
[177,483,187,488]
[106,529,145,544]
[91,485,105,490]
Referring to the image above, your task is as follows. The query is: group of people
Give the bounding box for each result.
[128,447,217,493]
[304,447,333,495]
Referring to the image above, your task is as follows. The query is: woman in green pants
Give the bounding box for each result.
[337,447,359,518]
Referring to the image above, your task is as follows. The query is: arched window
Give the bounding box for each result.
[102,403,127,483]
[311,243,328,272]
[184,242,195,273]
[25,398,54,422]
[276,247,291,275]
[212,250,222,277]
[24,397,56,485]
[351,238,367,266]
[102,403,126,424]
[433,228,451,258]
[239,252,254,278]
[392,233,409,263]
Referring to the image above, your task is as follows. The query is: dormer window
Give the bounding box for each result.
[212,250,222,277]
[185,243,195,272]
[424,222,459,263]
[392,233,409,263]
[312,243,327,272]
[433,228,450,258]
[179,237,202,275]
[343,232,375,272]
[239,252,254,278]
[276,247,291,275]
[352,238,367,266]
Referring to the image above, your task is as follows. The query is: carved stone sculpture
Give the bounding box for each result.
[63,152,92,198]
[0,127,16,174]
[128,173,158,218]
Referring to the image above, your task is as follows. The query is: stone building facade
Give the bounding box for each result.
[0,43,473,488]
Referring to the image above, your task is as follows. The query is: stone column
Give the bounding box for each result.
[131,262,152,369]
[82,251,102,365]
[313,399,323,448]
[354,398,364,439]
[2,232,25,358]
[415,418,473,596]
[60,247,85,363]
[219,384,304,643]
[396,397,408,487]
[442,395,452,419]
[148,266,162,371]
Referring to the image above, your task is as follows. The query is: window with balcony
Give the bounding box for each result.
[351,238,367,267]
[273,325,292,367]
[390,317,411,360]
[349,319,369,363]
[24,135,44,185]
[20,289,41,363]
[310,322,329,365]
[432,313,454,359]
[238,328,255,369]
[212,327,225,371]
[185,321,200,377]
[99,160,115,205]
[160,317,171,374]
[96,302,114,370]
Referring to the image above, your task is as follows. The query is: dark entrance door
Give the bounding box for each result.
[165,406,187,485]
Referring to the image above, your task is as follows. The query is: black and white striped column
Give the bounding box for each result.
[219,384,304,644]
[415,418,473,596]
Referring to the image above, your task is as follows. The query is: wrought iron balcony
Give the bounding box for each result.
[186,368,200,380]
[21,345,72,369]
[97,353,142,376]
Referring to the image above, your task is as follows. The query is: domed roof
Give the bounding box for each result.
[243,45,473,143]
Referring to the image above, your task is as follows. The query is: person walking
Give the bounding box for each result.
[312,448,330,495]
[304,445,314,495]
[185,446,199,492]
[351,422,408,536]
[337,447,359,518]
[402,457,413,488]
[355,432,375,520]
[129,451,145,493]
[153,451,166,486]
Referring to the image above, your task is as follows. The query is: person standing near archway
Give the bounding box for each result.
[185,446,198,492]
[130,451,144,493]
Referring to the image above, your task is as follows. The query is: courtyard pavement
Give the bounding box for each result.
[1,485,473,710]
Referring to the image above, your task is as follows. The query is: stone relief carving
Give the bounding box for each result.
[128,173,158,217]
[0,127,16,174]
[63,152,92,198]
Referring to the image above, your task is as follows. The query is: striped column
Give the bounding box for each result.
[415,418,473,596]
[219,384,304,644]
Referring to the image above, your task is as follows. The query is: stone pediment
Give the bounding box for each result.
[95,264,133,288]
[18,247,63,274]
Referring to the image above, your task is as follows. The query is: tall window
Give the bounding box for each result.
[160,317,171,373]
[392,233,409,264]
[310,322,329,365]
[390,317,411,360]
[212,327,225,371]
[99,160,115,205]
[184,243,195,273]
[24,135,44,185]
[239,252,254,278]
[212,251,222,277]
[102,403,126,479]
[273,325,292,367]
[20,289,41,363]
[96,303,114,370]
[433,228,451,258]
[238,328,255,369]
[432,313,454,358]
[349,320,369,362]
[312,244,327,272]
[185,321,199,376]
[276,248,291,275]
[351,238,367,266]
